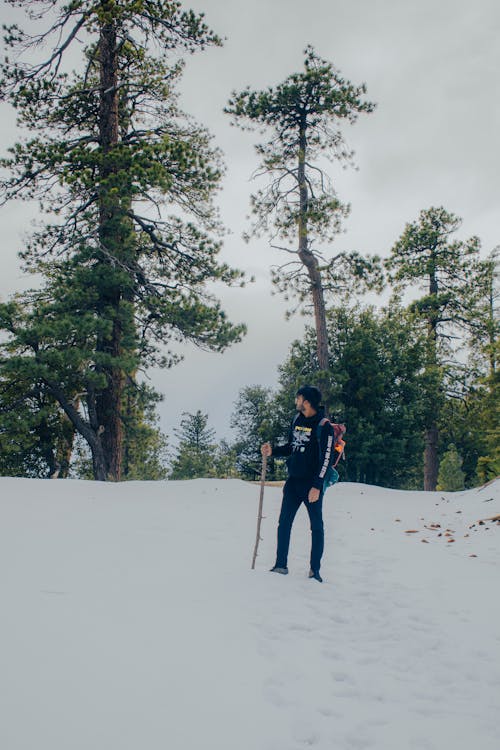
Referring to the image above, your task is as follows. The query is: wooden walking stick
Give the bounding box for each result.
[251,453,267,569]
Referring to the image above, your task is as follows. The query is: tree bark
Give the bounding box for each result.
[44,379,108,481]
[424,423,439,491]
[423,263,440,491]
[297,125,330,410]
[96,7,124,481]
[38,416,59,479]
[54,410,76,478]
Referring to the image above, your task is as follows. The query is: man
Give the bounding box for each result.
[261,385,334,583]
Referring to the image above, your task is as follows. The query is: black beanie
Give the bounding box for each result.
[296,385,322,410]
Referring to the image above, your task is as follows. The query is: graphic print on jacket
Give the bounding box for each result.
[292,425,312,452]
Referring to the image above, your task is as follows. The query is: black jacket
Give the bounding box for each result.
[272,409,335,490]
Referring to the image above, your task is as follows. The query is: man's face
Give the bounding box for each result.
[295,394,305,413]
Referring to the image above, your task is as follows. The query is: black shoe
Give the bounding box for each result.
[270,566,288,575]
[309,569,323,583]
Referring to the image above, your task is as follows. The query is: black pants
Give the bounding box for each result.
[275,477,324,572]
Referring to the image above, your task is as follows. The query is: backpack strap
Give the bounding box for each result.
[316,417,330,437]
[315,418,329,454]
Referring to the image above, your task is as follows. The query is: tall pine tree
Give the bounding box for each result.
[0,1,245,480]
[226,46,381,409]
[386,207,481,490]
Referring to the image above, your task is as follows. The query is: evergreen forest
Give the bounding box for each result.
[0,1,497,490]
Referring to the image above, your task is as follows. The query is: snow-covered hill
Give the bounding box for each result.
[1,477,499,750]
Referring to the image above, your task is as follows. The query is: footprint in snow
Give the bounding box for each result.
[331,670,352,683]
[317,705,343,719]
[321,648,343,660]
[289,622,314,633]
[291,721,320,746]
[263,684,297,709]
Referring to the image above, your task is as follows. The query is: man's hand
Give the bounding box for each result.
[308,487,320,503]
[261,442,272,457]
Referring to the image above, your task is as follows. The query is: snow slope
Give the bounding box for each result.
[1,477,499,750]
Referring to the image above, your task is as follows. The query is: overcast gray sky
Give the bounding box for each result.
[1,0,499,443]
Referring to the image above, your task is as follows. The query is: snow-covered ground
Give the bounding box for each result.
[1,476,499,750]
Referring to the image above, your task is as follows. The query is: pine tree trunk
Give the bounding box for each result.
[423,264,440,491]
[92,441,109,482]
[97,346,124,480]
[57,434,75,479]
[424,423,439,491]
[297,125,330,408]
[54,413,76,479]
[45,380,108,481]
[38,416,59,478]
[96,9,124,481]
